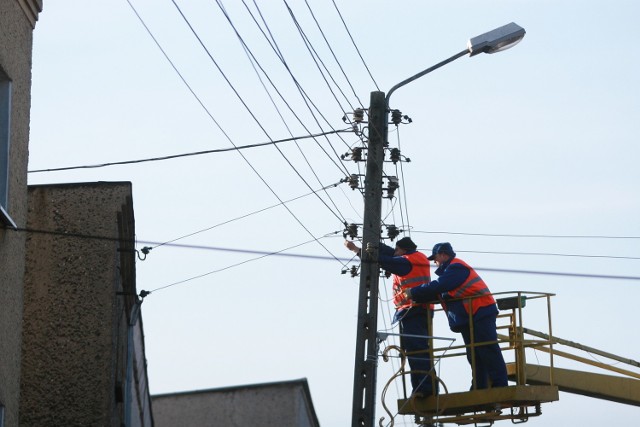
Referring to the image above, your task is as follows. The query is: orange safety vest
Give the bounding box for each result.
[446,258,495,315]
[392,251,433,310]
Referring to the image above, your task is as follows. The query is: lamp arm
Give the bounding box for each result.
[385,48,469,106]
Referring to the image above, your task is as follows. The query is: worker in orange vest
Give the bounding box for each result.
[345,237,437,396]
[402,242,508,390]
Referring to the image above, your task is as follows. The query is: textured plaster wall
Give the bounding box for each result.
[0,1,36,425]
[20,183,133,427]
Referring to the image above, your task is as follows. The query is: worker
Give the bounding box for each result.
[345,237,437,396]
[402,242,508,390]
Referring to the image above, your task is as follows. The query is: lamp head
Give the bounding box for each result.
[468,22,526,57]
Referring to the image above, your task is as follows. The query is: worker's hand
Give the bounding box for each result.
[402,289,413,303]
[344,240,360,253]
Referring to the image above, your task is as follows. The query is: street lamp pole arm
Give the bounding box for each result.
[385,48,469,105]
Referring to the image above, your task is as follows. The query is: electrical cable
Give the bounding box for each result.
[377,275,403,405]
[169,0,344,263]
[12,226,640,295]
[412,230,640,239]
[338,184,363,221]
[214,0,349,221]
[147,233,340,294]
[14,225,640,264]
[302,0,366,108]
[226,1,351,177]
[151,181,344,250]
[455,249,640,260]
[245,0,357,155]
[329,0,380,91]
[123,0,235,155]
[27,129,350,173]
[394,126,411,236]
[205,0,347,225]
[284,0,355,113]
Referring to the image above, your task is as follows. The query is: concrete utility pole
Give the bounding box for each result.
[351,90,387,427]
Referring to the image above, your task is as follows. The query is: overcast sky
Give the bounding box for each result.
[28,1,639,426]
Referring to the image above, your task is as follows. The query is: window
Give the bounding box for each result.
[0,66,15,228]
[0,404,4,427]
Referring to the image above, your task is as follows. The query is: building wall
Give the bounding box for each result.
[152,379,320,427]
[0,1,41,425]
[21,182,153,427]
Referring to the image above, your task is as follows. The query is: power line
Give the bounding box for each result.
[455,249,640,260]
[142,242,640,295]
[244,0,358,155]
[214,0,349,221]
[27,129,350,173]
[284,0,355,113]
[15,224,640,262]
[392,125,410,237]
[412,230,640,239]
[137,241,637,264]
[302,0,365,108]
[329,0,379,91]
[147,234,338,293]
[125,0,343,248]
[13,227,640,297]
[151,181,344,250]
[168,0,344,263]
[122,0,234,153]
[174,0,345,228]
[124,0,347,265]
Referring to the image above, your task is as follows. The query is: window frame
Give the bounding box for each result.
[0,68,16,229]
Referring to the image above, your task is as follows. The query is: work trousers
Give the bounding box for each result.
[397,307,436,395]
[458,313,508,389]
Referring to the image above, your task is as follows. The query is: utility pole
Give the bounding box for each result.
[351,90,387,427]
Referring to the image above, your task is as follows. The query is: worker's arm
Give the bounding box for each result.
[344,241,412,276]
[405,263,470,302]
[378,250,412,276]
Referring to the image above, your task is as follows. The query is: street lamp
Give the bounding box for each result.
[386,22,526,102]
[351,22,526,427]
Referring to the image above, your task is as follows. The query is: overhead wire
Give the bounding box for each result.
[282,0,373,160]
[246,0,361,160]
[142,243,640,293]
[377,275,404,403]
[123,0,236,156]
[283,0,355,113]
[214,0,349,222]
[302,0,366,108]
[147,234,337,294]
[151,181,344,250]
[329,0,379,91]
[393,125,411,236]
[225,0,352,177]
[455,249,640,260]
[12,227,640,294]
[412,230,640,239]
[27,129,350,173]
[243,0,369,207]
[14,224,640,263]
[168,0,344,262]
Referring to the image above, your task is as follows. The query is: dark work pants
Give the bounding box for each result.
[397,307,436,395]
[459,313,508,389]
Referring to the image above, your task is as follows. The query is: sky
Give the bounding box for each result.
[27,1,640,426]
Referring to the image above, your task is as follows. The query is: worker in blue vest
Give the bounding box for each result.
[402,242,508,390]
[345,237,437,396]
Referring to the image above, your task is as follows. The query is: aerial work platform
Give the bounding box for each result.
[397,385,559,425]
[380,291,640,426]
